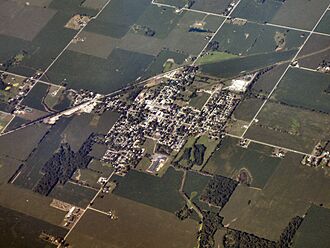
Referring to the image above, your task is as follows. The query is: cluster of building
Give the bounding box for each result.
[97,66,241,173]
[302,141,330,167]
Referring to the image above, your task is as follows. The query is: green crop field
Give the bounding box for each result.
[203,136,281,189]
[67,195,199,248]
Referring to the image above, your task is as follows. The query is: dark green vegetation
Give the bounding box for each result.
[0,205,67,248]
[14,118,72,190]
[182,171,218,212]
[200,174,238,208]
[221,215,303,248]
[245,102,330,153]
[204,137,281,189]
[111,167,185,213]
[223,229,277,248]
[199,211,224,248]
[293,205,330,248]
[33,133,96,196]
[68,195,199,248]
[272,67,330,113]
[174,135,219,169]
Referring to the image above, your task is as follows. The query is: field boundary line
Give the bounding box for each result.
[225,133,313,157]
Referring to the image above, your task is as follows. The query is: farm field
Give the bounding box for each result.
[0,123,49,161]
[212,21,306,56]
[245,102,330,153]
[108,167,185,213]
[67,195,199,248]
[296,34,330,70]
[203,136,281,189]
[0,184,66,226]
[232,0,329,30]
[220,153,330,241]
[21,82,49,111]
[0,205,67,248]
[49,181,97,209]
[271,67,330,113]
[316,10,330,34]
[293,205,330,248]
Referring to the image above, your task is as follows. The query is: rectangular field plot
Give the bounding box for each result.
[68,31,119,59]
[45,49,154,94]
[213,21,306,56]
[98,167,185,213]
[293,205,330,248]
[0,9,77,77]
[21,82,49,111]
[190,0,233,15]
[231,0,282,23]
[85,0,150,38]
[0,184,66,226]
[296,34,330,70]
[0,1,56,41]
[203,136,281,189]
[134,4,183,39]
[49,181,97,208]
[163,12,224,55]
[316,10,330,34]
[270,0,329,30]
[232,0,329,30]
[251,63,289,95]
[227,96,264,136]
[0,205,67,248]
[67,195,199,248]
[271,67,330,113]
[245,102,330,153]
[0,123,49,161]
[62,111,118,150]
